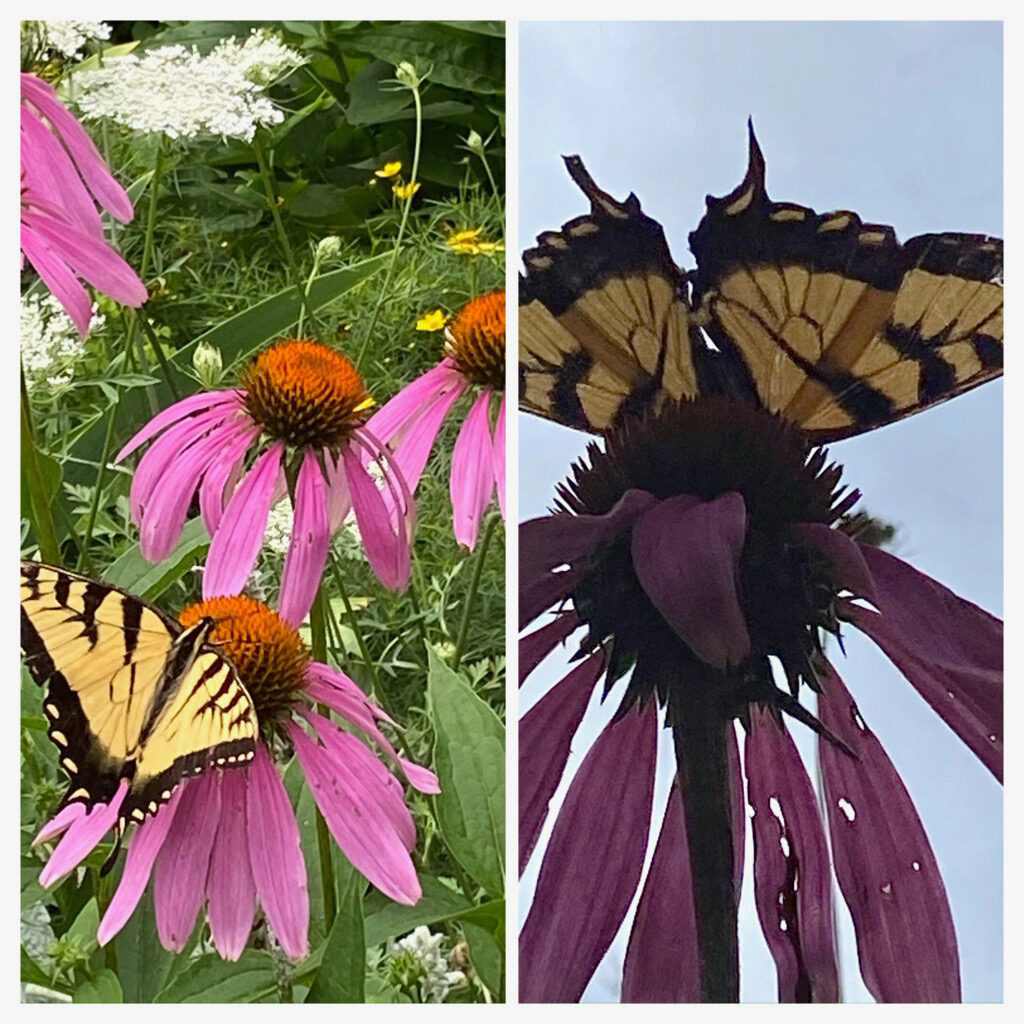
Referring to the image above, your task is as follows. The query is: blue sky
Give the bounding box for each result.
[518,21,1003,1003]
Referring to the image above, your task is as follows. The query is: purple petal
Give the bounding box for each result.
[289,721,421,904]
[98,788,182,946]
[520,489,657,590]
[20,220,93,334]
[493,395,506,519]
[519,611,580,687]
[818,662,961,1002]
[519,652,604,874]
[622,784,701,1002]
[520,703,658,1003]
[246,745,309,960]
[450,390,496,550]
[206,769,257,960]
[745,708,839,1002]
[203,442,284,598]
[199,426,261,535]
[631,492,751,670]
[278,450,330,627]
[793,523,878,604]
[153,775,221,952]
[116,390,241,463]
[520,566,583,628]
[39,782,128,887]
[844,544,1002,781]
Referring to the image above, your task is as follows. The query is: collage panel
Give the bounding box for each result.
[20,19,505,1004]
[518,20,1002,1004]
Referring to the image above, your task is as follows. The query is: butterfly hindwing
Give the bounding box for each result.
[20,561,258,829]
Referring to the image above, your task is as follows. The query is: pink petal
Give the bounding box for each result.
[278,450,330,627]
[520,704,658,1003]
[204,443,285,598]
[289,720,421,904]
[631,492,751,670]
[519,611,580,687]
[492,394,506,519]
[323,449,353,532]
[365,360,465,443]
[153,775,221,952]
[20,219,93,334]
[398,758,440,794]
[388,379,466,494]
[116,390,242,463]
[39,782,128,887]
[746,709,839,1002]
[519,652,604,875]
[206,769,257,961]
[449,390,495,550]
[818,662,961,1002]
[246,745,309,960]
[844,544,1002,781]
[34,802,86,846]
[98,788,183,946]
[199,426,261,535]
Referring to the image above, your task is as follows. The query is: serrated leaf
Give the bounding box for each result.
[426,648,504,896]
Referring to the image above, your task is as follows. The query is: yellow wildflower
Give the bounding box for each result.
[416,309,447,332]
[375,161,402,179]
[446,227,505,256]
[392,181,421,200]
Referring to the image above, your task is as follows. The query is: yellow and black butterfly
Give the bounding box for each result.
[519,123,1003,441]
[21,561,258,833]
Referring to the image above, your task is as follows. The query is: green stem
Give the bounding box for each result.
[134,308,180,401]
[355,79,424,366]
[476,149,502,208]
[78,390,119,573]
[327,556,383,704]
[296,250,323,339]
[452,514,498,670]
[20,372,61,564]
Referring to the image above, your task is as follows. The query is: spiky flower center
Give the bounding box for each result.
[563,398,861,718]
[179,595,309,719]
[241,339,372,448]
[445,290,505,389]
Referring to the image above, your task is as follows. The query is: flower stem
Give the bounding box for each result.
[20,370,61,565]
[77,373,120,573]
[452,513,498,671]
[296,249,323,339]
[671,691,740,1002]
[355,77,424,366]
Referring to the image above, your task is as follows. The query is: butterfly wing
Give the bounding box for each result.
[20,561,258,828]
[519,157,711,432]
[687,123,1003,441]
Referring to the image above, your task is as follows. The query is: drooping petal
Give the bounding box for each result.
[520,489,657,590]
[198,426,261,536]
[519,652,604,874]
[246,745,309,960]
[98,788,183,946]
[278,450,330,628]
[364,360,464,444]
[450,390,496,550]
[116,390,241,463]
[492,394,506,518]
[745,709,839,1003]
[519,611,580,687]
[631,492,751,670]
[621,784,700,1003]
[206,769,257,961]
[793,522,878,604]
[38,782,128,887]
[520,566,583,628]
[520,703,658,1003]
[818,662,961,1003]
[33,802,86,846]
[289,720,421,904]
[323,449,352,532]
[20,220,93,335]
[153,774,221,953]
[204,442,284,599]
[844,544,1002,781]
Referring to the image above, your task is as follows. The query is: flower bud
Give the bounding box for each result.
[192,341,223,388]
[316,235,342,259]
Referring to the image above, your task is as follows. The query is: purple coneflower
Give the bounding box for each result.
[116,339,415,624]
[20,72,146,335]
[366,290,506,550]
[519,399,1001,1003]
[34,593,437,961]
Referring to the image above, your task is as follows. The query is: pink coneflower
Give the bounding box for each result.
[34,594,437,961]
[20,72,146,335]
[519,399,1002,1003]
[116,339,415,624]
[366,290,505,550]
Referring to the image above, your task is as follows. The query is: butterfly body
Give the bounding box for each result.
[21,561,258,832]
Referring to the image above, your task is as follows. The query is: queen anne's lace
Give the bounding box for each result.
[21,293,103,392]
[73,30,303,142]
[31,20,111,60]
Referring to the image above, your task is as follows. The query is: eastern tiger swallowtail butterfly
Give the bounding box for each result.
[519,123,1003,441]
[21,561,258,834]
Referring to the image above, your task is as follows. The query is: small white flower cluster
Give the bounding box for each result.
[21,293,103,392]
[263,500,295,557]
[34,20,111,60]
[74,29,304,142]
[388,926,466,1003]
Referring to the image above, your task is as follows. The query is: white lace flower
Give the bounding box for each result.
[263,500,295,557]
[73,29,303,142]
[388,926,466,1002]
[21,293,102,392]
[33,20,111,60]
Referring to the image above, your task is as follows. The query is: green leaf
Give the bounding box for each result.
[21,946,53,988]
[427,647,505,897]
[116,892,176,1002]
[362,874,469,947]
[103,517,209,601]
[74,969,124,1003]
[461,920,502,1000]
[154,950,277,1003]
[345,60,412,126]
[67,898,100,959]
[305,869,365,1002]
